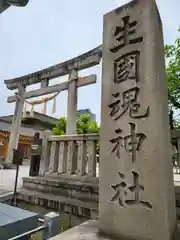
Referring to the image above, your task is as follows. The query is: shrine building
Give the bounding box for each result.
[0,112,58,163]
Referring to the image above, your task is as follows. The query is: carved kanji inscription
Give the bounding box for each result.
[111,171,152,209]
[109,87,149,120]
[110,123,146,161]
[110,16,143,53]
[114,51,140,84]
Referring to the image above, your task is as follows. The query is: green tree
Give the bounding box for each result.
[165,27,180,129]
[76,114,99,134]
[53,117,66,135]
[165,28,180,109]
[52,114,99,135]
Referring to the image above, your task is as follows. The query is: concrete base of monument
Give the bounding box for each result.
[50,220,180,240]
[50,220,107,240]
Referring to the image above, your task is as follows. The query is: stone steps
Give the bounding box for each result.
[17,188,98,219]
[23,175,99,188]
[22,175,98,203]
[19,175,99,219]
[20,176,180,221]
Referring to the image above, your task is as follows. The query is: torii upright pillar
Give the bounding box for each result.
[1,0,29,163]
[6,84,25,163]
[66,69,78,135]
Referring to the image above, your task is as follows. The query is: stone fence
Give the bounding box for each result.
[38,129,180,178]
[39,133,99,178]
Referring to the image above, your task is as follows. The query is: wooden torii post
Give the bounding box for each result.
[4,45,102,163]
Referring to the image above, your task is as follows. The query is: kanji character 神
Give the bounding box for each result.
[110,122,146,162]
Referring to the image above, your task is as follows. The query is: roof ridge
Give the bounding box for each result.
[0,111,59,121]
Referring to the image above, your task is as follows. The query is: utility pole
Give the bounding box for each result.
[0,0,29,14]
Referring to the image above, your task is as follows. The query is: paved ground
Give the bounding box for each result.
[0,165,29,195]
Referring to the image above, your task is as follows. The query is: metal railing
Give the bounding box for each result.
[9,213,59,240]
[9,225,45,240]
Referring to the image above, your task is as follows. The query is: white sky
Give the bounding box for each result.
[0,0,180,124]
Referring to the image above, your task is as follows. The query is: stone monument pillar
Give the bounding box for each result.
[99,0,177,239]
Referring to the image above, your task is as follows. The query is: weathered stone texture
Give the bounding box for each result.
[99,0,176,239]
[50,221,180,240]
[18,175,99,219]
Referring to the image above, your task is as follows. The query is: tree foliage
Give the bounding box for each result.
[53,114,99,135]
[165,27,180,109]
[52,117,66,135]
[165,27,180,129]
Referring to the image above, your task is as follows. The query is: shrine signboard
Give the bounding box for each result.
[99,0,177,239]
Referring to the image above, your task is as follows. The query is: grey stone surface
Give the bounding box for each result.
[4,46,101,90]
[17,188,98,219]
[22,176,98,202]
[6,85,25,163]
[0,1,9,14]
[0,202,38,239]
[67,69,78,135]
[4,0,29,7]
[99,0,177,239]
[51,220,180,240]
[0,190,11,196]
[0,192,13,203]
[39,131,52,176]
[0,0,29,14]
[50,220,110,240]
[44,212,60,239]
[18,175,180,221]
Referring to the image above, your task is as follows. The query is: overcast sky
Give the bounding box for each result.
[0,0,180,123]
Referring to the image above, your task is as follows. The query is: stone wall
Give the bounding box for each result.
[18,175,99,220]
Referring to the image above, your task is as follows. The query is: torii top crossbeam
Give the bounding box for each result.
[4,45,102,90]
[0,0,29,13]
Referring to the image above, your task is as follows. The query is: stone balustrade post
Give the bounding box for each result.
[39,131,51,176]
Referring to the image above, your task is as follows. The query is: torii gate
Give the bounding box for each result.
[0,0,29,13]
[4,45,102,163]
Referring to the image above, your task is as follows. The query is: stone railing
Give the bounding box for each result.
[39,133,99,178]
[38,130,180,177]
